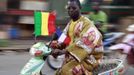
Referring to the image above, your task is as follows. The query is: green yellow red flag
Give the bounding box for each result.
[34,11,56,36]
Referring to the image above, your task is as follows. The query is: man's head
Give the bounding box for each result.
[66,0,81,21]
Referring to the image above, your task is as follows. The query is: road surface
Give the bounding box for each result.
[0,51,55,75]
[0,51,134,75]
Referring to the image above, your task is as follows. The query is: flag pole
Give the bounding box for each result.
[34,35,37,44]
[48,32,57,48]
[34,10,37,44]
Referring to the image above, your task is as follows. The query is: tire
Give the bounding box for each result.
[47,55,65,70]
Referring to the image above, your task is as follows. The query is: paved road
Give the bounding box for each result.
[0,51,134,75]
[0,51,55,75]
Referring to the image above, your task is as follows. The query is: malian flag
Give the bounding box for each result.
[34,11,56,36]
[55,27,71,46]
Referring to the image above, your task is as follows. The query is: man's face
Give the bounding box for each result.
[66,1,80,19]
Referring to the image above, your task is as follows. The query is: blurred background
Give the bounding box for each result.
[0,0,133,43]
[0,1,133,75]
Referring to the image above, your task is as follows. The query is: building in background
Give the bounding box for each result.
[0,0,133,38]
[0,0,69,38]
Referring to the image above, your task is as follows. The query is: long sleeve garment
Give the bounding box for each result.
[56,16,104,75]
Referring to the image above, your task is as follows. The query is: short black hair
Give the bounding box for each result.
[68,0,81,9]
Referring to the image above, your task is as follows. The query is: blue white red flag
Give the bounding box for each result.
[55,27,71,45]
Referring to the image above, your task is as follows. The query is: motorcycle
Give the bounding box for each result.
[109,36,134,65]
[20,41,125,75]
[19,33,125,75]
[107,25,134,75]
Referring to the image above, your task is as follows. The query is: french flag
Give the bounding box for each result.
[55,27,71,46]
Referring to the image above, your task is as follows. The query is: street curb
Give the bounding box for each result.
[0,48,30,52]
[0,40,35,52]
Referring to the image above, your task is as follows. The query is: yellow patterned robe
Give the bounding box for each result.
[56,16,104,75]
